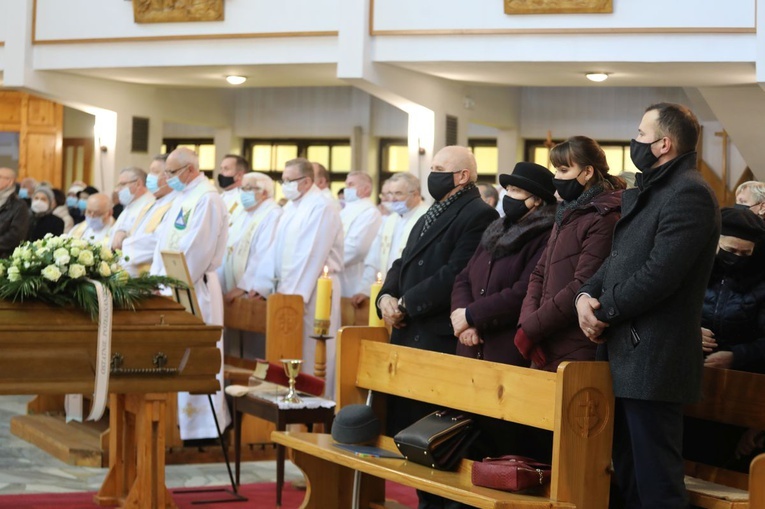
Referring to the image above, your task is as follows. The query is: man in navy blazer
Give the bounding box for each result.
[577,103,720,509]
[377,145,497,508]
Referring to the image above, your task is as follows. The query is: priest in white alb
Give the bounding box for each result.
[120,155,176,277]
[339,171,381,320]
[354,172,428,305]
[110,167,156,252]
[254,158,343,398]
[67,193,116,246]
[218,172,282,358]
[217,154,250,225]
[149,147,230,440]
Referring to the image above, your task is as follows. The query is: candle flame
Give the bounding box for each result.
[323,265,329,277]
[376,272,383,283]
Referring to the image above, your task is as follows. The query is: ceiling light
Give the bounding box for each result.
[225,75,247,85]
[585,72,610,83]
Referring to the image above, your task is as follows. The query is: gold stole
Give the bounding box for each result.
[225,203,272,291]
[127,196,157,236]
[380,205,425,272]
[69,221,88,239]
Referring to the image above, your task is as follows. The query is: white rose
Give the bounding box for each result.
[7,266,20,282]
[68,264,86,279]
[78,250,95,266]
[71,239,86,249]
[21,248,32,261]
[36,248,48,258]
[98,261,111,277]
[53,248,70,266]
[110,263,120,273]
[100,247,114,262]
[41,265,62,282]
[70,247,81,257]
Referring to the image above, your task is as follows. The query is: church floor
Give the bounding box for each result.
[0,395,302,495]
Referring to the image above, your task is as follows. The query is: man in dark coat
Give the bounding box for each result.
[577,103,720,509]
[377,145,497,509]
[0,167,30,258]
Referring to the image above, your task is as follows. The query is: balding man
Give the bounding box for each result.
[477,182,499,209]
[218,154,250,223]
[111,167,156,251]
[67,193,115,245]
[256,157,343,397]
[121,155,177,277]
[149,147,230,441]
[375,146,497,509]
[312,162,340,210]
[353,173,428,306]
[340,171,382,303]
[0,167,30,257]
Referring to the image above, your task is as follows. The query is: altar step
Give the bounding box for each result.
[10,414,106,467]
[10,413,278,467]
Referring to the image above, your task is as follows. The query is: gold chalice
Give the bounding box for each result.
[281,359,303,404]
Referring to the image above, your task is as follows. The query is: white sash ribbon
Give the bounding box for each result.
[65,279,113,422]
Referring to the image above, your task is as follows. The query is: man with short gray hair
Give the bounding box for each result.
[111,167,155,250]
[67,193,115,245]
[735,180,765,219]
[340,171,381,302]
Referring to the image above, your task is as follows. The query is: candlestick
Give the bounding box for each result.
[314,265,332,335]
[368,272,385,327]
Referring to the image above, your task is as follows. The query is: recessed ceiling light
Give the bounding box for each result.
[585,72,610,83]
[225,75,247,85]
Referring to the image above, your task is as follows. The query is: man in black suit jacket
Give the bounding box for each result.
[577,103,720,509]
[377,145,497,509]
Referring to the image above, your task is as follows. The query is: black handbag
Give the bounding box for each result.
[393,410,478,471]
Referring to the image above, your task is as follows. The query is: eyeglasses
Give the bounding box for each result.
[384,190,414,200]
[114,179,138,190]
[281,176,307,185]
[241,186,263,192]
[164,164,190,177]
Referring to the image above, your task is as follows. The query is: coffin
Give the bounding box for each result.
[0,296,221,396]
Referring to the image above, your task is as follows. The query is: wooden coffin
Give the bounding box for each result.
[0,296,221,396]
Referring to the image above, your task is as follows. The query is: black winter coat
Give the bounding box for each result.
[378,186,498,354]
[581,152,720,403]
[0,194,30,257]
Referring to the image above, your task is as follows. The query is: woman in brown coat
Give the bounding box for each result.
[515,136,625,372]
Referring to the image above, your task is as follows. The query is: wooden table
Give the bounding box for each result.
[232,386,335,507]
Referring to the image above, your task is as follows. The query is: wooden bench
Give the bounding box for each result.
[272,326,615,509]
[684,367,765,509]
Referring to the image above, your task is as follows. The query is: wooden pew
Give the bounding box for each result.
[683,367,765,508]
[272,326,615,509]
[750,453,765,509]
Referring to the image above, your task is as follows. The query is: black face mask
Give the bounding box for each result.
[716,249,750,271]
[428,171,458,202]
[629,138,661,171]
[552,172,585,202]
[218,174,236,189]
[502,195,531,223]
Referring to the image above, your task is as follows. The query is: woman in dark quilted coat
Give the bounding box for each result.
[515,136,625,372]
[451,161,556,366]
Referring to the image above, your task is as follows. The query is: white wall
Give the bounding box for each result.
[63,107,95,138]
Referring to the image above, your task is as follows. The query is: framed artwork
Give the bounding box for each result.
[133,0,224,23]
[504,0,613,15]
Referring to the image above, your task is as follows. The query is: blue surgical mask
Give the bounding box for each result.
[167,175,186,192]
[387,200,410,216]
[118,187,134,206]
[146,174,160,194]
[344,187,359,203]
[78,199,88,211]
[66,196,78,208]
[86,215,105,231]
[240,190,257,209]
[18,188,28,199]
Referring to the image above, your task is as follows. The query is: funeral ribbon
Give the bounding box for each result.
[65,279,113,422]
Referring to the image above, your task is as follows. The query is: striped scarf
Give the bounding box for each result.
[419,183,476,238]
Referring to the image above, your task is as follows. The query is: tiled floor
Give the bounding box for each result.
[0,395,302,495]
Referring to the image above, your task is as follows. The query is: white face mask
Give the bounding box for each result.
[282,180,302,201]
[118,186,134,206]
[31,199,49,214]
[344,187,359,203]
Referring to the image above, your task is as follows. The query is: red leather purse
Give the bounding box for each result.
[471,455,551,492]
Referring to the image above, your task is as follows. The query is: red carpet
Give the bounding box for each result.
[0,481,418,508]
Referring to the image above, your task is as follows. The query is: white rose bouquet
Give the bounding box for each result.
[0,234,183,318]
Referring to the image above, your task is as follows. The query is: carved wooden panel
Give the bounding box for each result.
[0,92,23,129]
[133,0,224,23]
[27,97,58,128]
[25,133,59,186]
[504,0,612,14]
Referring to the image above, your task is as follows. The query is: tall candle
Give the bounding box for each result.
[314,265,332,324]
[369,272,385,327]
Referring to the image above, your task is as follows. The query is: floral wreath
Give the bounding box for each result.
[0,234,183,318]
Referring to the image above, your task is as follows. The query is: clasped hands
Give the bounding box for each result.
[450,307,482,346]
[576,295,609,343]
[378,295,406,328]
[701,327,734,368]
[224,287,264,304]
